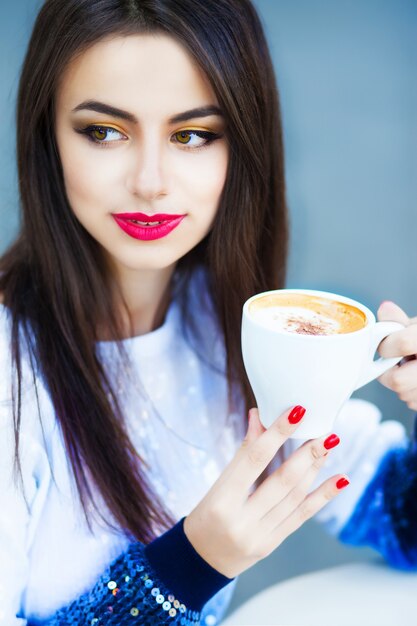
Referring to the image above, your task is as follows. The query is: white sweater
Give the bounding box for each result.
[0,272,407,625]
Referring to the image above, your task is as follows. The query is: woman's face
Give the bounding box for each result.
[54,33,228,275]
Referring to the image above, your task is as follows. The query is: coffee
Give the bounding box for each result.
[248,293,367,335]
[242,288,403,437]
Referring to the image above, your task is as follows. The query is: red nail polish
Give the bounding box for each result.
[288,405,306,424]
[324,434,340,450]
[336,477,350,490]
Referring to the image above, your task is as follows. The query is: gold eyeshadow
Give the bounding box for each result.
[75,121,126,133]
[175,126,217,133]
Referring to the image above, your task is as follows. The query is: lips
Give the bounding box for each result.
[113,212,185,225]
[112,212,186,241]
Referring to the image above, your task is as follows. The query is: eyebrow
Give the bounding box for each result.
[71,100,223,124]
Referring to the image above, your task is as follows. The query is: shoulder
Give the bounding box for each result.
[0,303,37,407]
[0,303,57,444]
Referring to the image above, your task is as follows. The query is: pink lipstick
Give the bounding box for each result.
[112,212,186,241]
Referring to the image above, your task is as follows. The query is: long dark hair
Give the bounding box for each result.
[0,0,288,543]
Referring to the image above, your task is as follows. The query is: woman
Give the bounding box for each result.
[0,1,415,624]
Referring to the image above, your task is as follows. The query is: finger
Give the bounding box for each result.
[259,452,329,533]
[231,405,307,498]
[246,431,340,518]
[404,400,417,412]
[394,387,417,411]
[378,359,417,393]
[377,324,417,358]
[265,474,350,555]
[245,407,267,444]
[377,301,410,326]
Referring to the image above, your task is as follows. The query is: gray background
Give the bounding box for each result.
[0,0,416,618]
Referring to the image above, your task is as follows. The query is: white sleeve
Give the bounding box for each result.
[310,398,408,534]
[0,313,52,624]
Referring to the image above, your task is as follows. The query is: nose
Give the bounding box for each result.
[126,133,168,201]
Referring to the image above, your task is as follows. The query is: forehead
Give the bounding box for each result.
[55,33,217,121]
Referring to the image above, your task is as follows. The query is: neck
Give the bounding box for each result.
[100,262,177,341]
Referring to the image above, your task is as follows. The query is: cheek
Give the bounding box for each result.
[179,146,228,211]
[58,136,123,214]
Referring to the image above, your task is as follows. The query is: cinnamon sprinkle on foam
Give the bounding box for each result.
[278,315,334,335]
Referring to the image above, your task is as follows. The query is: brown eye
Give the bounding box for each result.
[169,129,221,150]
[76,124,125,146]
[93,127,108,141]
[175,131,191,144]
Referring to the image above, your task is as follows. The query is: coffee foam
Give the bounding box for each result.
[249,293,367,335]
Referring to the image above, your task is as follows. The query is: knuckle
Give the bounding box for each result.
[272,419,291,438]
[309,444,322,462]
[298,500,314,521]
[312,455,326,471]
[399,335,414,356]
[324,488,335,502]
[288,487,304,508]
[257,544,272,560]
[390,370,404,393]
[279,466,298,489]
[247,444,268,467]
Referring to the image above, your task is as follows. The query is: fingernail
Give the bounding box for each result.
[380,300,393,307]
[288,405,306,424]
[336,477,350,490]
[324,434,340,450]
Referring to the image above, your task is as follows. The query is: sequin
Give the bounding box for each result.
[151,587,159,597]
[173,600,180,609]
[125,575,130,582]
[107,581,117,590]
[163,601,171,611]
[179,603,186,613]
[168,594,175,602]
[130,607,139,616]
[144,578,153,588]
[112,587,119,596]
[169,608,177,617]
[90,620,99,625]
[340,445,417,569]
[156,594,164,604]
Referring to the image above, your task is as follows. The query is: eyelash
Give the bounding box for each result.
[74,124,222,151]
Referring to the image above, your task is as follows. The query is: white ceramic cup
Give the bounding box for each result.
[241,288,404,439]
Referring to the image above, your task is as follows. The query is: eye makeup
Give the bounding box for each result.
[73,122,223,151]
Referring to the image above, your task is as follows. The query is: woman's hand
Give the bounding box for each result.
[183,406,348,579]
[377,301,417,411]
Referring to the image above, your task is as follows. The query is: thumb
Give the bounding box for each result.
[244,407,267,444]
[377,300,410,327]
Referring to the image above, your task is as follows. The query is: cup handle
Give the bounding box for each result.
[354,321,405,390]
